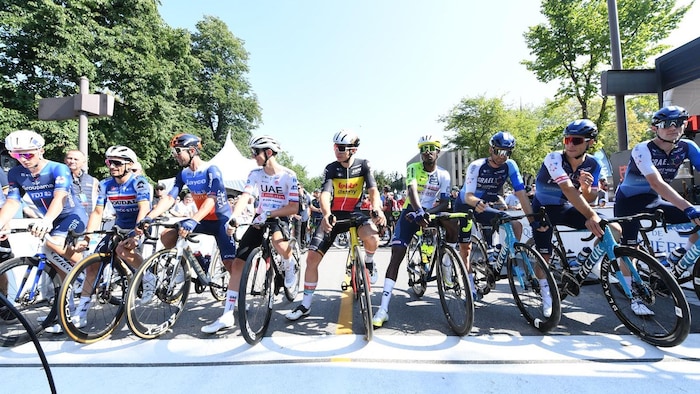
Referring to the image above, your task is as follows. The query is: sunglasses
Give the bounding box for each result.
[655,119,686,129]
[493,149,512,157]
[334,144,354,152]
[105,159,127,167]
[171,147,188,155]
[563,136,590,146]
[10,152,36,160]
[420,145,439,153]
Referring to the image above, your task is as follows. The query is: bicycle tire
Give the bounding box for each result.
[469,236,493,298]
[507,243,561,332]
[58,254,131,344]
[546,244,570,301]
[238,247,273,345]
[692,257,700,302]
[352,245,373,341]
[600,246,690,347]
[283,238,301,302]
[0,257,61,347]
[125,248,190,339]
[208,250,229,301]
[436,245,474,336]
[405,234,427,297]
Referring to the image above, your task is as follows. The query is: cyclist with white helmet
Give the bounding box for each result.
[139,133,237,330]
[454,131,536,303]
[207,135,300,334]
[286,129,386,321]
[372,134,455,328]
[69,145,152,329]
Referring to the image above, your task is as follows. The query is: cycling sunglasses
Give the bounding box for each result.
[105,159,127,167]
[171,147,188,155]
[493,148,512,157]
[563,136,590,146]
[655,119,686,129]
[334,144,354,152]
[420,145,439,153]
[10,152,36,160]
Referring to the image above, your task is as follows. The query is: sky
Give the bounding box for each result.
[158,0,700,178]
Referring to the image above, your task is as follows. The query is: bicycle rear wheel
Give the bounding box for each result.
[125,249,190,339]
[352,245,373,341]
[0,257,61,347]
[58,254,130,343]
[238,247,273,345]
[436,245,474,336]
[208,250,229,301]
[507,243,561,332]
[469,236,493,298]
[405,234,427,297]
[601,246,690,347]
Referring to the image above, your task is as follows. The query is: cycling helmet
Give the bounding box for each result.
[249,135,282,153]
[564,119,598,139]
[333,129,360,147]
[489,131,516,149]
[169,133,202,149]
[105,145,138,162]
[652,106,689,124]
[417,135,441,149]
[5,130,45,151]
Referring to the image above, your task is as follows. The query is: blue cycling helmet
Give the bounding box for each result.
[652,106,689,124]
[489,131,516,149]
[564,119,598,139]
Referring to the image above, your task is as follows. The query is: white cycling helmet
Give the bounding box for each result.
[105,145,138,162]
[5,129,45,151]
[249,135,282,153]
[332,129,360,147]
[417,135,441,149]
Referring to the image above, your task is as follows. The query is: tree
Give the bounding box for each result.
[522,0,693,137]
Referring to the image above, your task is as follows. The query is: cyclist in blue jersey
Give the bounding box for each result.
[139,133,236,330]
[615,106,700,259]
[70,145,151,328]
[453,132,540,303]
[0,130,87,276]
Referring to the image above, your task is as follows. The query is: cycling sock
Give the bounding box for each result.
[365,251,375,269]
[380,278,396,311]
[468,273,475,294]
[538,279,549,291]
[77,295,91,317]
[224,290,238,313]
[301,282,317,308]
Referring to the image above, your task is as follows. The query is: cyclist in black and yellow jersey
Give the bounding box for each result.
[285,129,386,321]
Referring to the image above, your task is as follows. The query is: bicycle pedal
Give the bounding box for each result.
[341,281,349,291]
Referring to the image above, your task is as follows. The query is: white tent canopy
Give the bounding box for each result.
[159,131,258,194]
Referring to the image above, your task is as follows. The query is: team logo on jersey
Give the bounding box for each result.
[55,176,66,185]
[134,178,149,192]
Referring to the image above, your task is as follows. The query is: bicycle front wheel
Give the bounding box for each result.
[208,250,229,302]
[352,245,373,341]
[0,257,61,347]
[283,238,301,302]
[125,249,190,339]
[238,247,273,345]
[405,234,427,297]
[436,245,474,336]
[58,254,131,344]
[507,243,561,332]
[601,246,690,347]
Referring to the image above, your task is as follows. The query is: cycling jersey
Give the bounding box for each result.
[405,162,451,209]
[533,152,601,206]
[459,158,526,203]
[617,139,700,198]
[322,158,377,212]
[7,161,84,217]
[95,175,151,229]
[243,167,299,213]
[168,162,231,221]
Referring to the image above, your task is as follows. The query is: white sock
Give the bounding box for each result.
[224,290,238,313]
[380,279,396,311]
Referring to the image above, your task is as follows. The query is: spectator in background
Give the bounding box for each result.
[505,191,522,210]
[597,178,608,207]
[153,182,167,207]
[65,149,99,214]
[170,192,198,217]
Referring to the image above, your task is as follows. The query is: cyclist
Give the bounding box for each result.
[453,131,537,304]
[71,146,152,328]
[285,129,386,321]
[372,135,456,328]
[224,135,300,333]
[139,133,236,333]
[615,106,700,309]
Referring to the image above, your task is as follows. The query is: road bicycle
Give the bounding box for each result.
[550,212,690,347]
[0,228,77,347]
[56,225,139,343]
[469,212,561,332]
[125,221,228,339]
[405,211,475,336]
[237,218,301,345]
[637,212,700,300]
[333,212,377,341]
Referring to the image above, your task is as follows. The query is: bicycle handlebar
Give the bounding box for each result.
[580,211,664,242]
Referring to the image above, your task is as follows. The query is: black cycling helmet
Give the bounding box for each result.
[489,131,516,149]
[170,133,202,150]
[564,119,598,139]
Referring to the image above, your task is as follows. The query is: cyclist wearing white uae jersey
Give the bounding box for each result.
[372,135,456,328]
[204,135,300,334]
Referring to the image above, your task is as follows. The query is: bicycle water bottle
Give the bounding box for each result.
[654,250,670,269]
[565,249,580,275]
[487,245,501,264]
[668,247,686,277]
[575,247,592,271]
